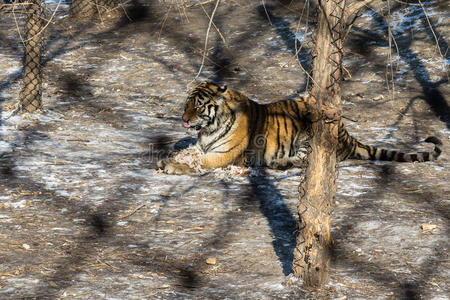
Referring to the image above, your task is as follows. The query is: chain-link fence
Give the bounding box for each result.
[19,0,43,113]
[0,0,125,114]
[70,0,121,20]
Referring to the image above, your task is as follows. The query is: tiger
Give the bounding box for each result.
[157,82,442,175]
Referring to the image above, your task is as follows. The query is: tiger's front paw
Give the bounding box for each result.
[157,158,171,169]
[157,158,193,175]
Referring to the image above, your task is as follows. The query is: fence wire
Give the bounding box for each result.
[70,0,120,19]
[19,0,43,113]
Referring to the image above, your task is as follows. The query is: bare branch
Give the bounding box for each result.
[345,0,376,20]
[192,0,221,82]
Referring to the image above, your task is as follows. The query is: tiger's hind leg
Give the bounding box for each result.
[267,130,311,170]
[268,152,308,170]
[268,145,309,169]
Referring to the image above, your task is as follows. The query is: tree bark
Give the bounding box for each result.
[19,0,43,113]
[293,0,346,288]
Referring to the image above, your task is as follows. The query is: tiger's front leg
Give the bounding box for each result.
[157,158,195,175]
[200,152,244,169]
[157,149,245,174]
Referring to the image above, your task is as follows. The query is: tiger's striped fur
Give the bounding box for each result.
[158,82,442,174]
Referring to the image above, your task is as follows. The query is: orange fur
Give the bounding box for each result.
[158,83,442,174]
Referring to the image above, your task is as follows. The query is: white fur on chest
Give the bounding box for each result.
[197,116,240,153]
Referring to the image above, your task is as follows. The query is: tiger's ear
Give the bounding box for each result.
[217,85,227,92]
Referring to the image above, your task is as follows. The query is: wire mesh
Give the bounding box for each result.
[19,0,43,113]
[69,0,120,19]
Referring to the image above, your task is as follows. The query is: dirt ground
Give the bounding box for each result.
[0,0,449,299]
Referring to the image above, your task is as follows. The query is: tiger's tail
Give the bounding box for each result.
[337,122,442,162]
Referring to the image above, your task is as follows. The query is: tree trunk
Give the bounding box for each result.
[19,0,43,113]
[293,0,346,288]
[70,0,97,19]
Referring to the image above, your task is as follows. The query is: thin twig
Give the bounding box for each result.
[386,0,396,101]
[344,0,375,19]
[294,0,317,90]
[192,0,221,82]
[158,5,172,42]
[198,3,259,83]
[12,3,25,47]
[393,0,421,6]
[0,2,34,10]
[95,0,105,25]
[118,204,146,220]
[342,115,358,122]
[261,0,272,25]
[25,0,62,42]
[96,257,120,269]
[11,0,61,43]
[199,4,228,48]
[418,0,448,78]
[186,0,214,8]
[119,0,133,22]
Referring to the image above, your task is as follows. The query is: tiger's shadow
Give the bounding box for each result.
[246,170,297,275]
[173,136,297,276]
[173,136,197,151]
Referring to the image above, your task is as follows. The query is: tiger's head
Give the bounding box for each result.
[181,82,228,130]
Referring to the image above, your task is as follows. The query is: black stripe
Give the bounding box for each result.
[209,138,232,151]
[249,102,260,148]
[397,152,405,162]
[197,90,208,99]
[351,140,358,158]
[380,149,388,160]
[291,118,299,133]
[282,106,288,134]
[339,127,347,138]
[290,101,300,118]
[212,142,241,153]
[388,150,396,160]
[289,135,295,157]
[281,106,288,158]
[368,146,377,159]
[276,114,281,158]
[435,147,442,156]
[204,112,235,151]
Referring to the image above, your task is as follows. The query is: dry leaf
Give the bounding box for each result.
[421,224,438,232]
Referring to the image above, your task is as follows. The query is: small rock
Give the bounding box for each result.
[22,243,30,250]
[206,258,217,265]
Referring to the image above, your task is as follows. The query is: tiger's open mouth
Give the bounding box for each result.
[182,122,201,131]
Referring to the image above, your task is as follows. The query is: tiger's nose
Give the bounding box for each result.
[181,115,190,128]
